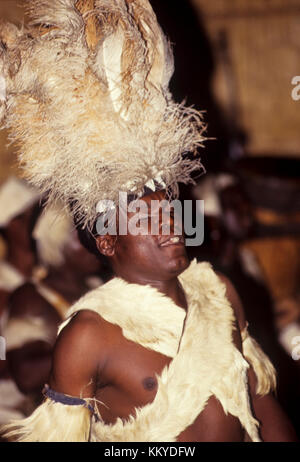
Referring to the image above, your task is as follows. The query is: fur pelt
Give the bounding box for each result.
[33,204,73,268]
[1,260,276,442]
[0,261,24,292]
[3,316,54,351]
[242,327,276,395]
[2,399,91,442]
[0,1,205,228]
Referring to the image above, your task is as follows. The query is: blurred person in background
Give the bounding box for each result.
[3,203,104,401]
[192,172,300,436]
[0,177,40,430]
[0,179,104,431]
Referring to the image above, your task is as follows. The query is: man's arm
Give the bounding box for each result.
[218,273,299,442]
[49,309,107,399]
[1,309,108,442]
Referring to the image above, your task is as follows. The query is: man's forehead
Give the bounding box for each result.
[139,189,166,202]
[128,196,173,213]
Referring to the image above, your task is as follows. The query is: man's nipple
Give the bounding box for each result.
[142,377,157,391]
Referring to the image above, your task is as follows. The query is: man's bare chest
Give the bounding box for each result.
[93,333,244,442]
[92,321,244,442]
[94,333,172,424]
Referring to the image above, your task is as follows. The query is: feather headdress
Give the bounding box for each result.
[0,0,205,228]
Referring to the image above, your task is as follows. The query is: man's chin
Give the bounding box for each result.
[166,253,190,276]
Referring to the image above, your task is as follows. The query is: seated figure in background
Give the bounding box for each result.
[4,203,103,399]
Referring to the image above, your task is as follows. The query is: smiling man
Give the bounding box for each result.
[100,191,189,285]
[49,190,297,442]
[2,188,298,442]
[0,0,298,442]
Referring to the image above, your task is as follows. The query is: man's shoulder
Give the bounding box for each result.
[183,262,246,352]
[184,260,247,330]
[215,272,247,332]
[57,308,121,356]
[180,258,214,284]
[181,259,228,299]
[51,309,111,389]
[58,309,105,344]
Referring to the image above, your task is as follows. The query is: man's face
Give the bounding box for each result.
[99,190,189,281]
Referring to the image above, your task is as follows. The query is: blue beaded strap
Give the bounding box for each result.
[42,384,100,422]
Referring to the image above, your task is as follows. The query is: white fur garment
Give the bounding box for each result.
[1,260,276,442]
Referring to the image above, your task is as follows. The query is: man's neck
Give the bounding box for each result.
[114,270,188,311]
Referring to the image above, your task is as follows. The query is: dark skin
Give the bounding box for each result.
[49,190,298,441]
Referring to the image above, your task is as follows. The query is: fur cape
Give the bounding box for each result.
[1,260,276,442]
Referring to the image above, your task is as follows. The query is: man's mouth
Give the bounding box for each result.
[159,235,185,247]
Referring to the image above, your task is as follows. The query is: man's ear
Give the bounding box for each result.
[95,234,117,257]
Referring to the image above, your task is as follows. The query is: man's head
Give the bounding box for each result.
[81,190,189,282]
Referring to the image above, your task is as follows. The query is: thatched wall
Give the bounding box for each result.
[192,0,300,157]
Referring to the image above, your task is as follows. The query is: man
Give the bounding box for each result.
[2,189,298,442]
[53,189,298,442]
[0,0,298,441]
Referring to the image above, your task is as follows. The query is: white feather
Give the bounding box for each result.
[98,26,125,116]
[0,0,206,229]
[0,75,6,102]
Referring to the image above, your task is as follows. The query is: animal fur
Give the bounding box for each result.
[0,0,206,228]
[33,204,74,267]
[2,399,91,442]
[1,260,276,442]
[3,316,54,351]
